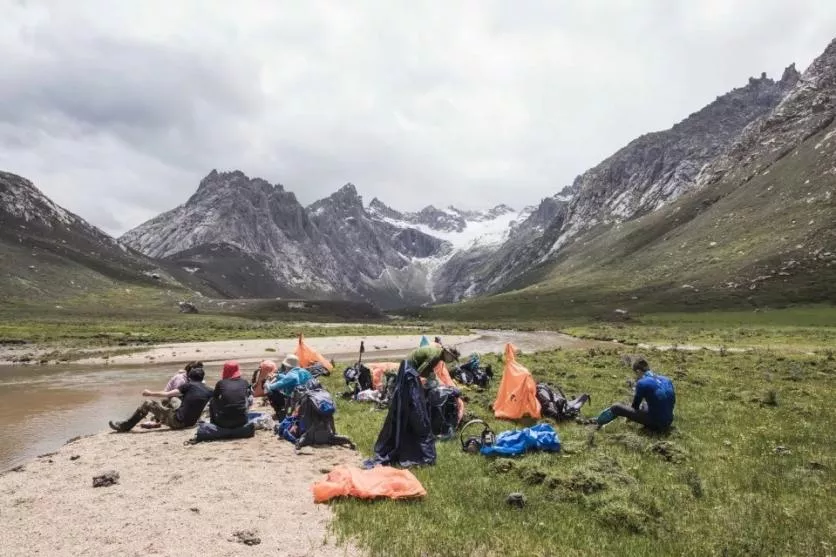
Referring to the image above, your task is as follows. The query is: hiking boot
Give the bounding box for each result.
[109,409,145,432]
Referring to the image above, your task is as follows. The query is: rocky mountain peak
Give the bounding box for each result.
[413,205,466,232]
[485,204,516,219]
[0,171,78,229]
[781,63,801,87]
[308,183,365,215]
[698,37,836,188]
[192,169,281,204]
[368,197,403,220]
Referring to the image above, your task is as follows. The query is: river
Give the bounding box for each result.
[0,363,192,470]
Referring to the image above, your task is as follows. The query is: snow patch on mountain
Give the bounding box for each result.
[372,207,526,251]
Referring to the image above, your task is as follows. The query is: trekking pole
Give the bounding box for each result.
[358,341,365,364]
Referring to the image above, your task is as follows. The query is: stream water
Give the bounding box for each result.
[0,363,184,470]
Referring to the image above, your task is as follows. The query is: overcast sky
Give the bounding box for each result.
[2,1,835,236]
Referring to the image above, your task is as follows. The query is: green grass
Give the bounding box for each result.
[563,306,836,351]
[315,346,836,557]
[0,286,468,349]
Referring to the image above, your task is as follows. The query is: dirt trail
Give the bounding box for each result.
[0,426,361,557]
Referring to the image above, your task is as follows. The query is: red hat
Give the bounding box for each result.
[222,361,241,380]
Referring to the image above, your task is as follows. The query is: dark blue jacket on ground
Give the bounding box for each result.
[633,371,675,429]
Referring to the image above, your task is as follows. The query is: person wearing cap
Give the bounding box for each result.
[264,354,312,418]
[108,367,212,432]
[209,361,251,430]
[595,358,676,431]
[406,344,460,389]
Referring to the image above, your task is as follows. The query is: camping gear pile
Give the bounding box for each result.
[451,353,493,388]
[157,331,598,505]
[536,383,591,421]
[276,379,355,450]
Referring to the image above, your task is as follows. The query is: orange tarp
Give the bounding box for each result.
[435,361,465,422]
[295,334,333,371]
[312,465,426,503]
[367,362,399,390]
[493,343,541,420]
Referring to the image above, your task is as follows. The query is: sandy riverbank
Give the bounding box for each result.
[0,426,363,557]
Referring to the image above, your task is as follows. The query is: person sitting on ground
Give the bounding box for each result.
[406,344,460,389]
[160,361,203,409]
[209,361,251,430]
[595,358,676,431]
[251,360,277,398]
[109,367,212,432]
[264,354,313,418]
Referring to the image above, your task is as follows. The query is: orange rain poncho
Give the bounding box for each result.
[295,334,333,372]
[492,343,541,420]
[312,465,426,503]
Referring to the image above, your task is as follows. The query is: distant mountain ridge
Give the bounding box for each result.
[6,36,835,312]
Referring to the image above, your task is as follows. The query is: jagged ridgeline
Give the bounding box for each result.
[4,37,835,311]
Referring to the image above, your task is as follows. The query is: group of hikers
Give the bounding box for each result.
[108,339,676,456]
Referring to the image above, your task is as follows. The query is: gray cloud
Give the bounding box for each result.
[1,0,836,236]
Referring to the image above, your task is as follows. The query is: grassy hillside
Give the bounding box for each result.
[415,120,836,325]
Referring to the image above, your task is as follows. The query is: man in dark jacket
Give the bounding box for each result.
[109,367,212,432]
[596,358,676,431]
[210,361,251,429]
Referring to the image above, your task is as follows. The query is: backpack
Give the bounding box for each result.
[535,383,591,421]
[453,354,493,388]
[279,384,354,450]
[343,363,373,390]
[426,385,461,438]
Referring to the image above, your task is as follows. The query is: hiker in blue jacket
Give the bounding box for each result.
[596,358,675,431]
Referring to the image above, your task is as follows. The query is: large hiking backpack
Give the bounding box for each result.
[278,384,354,450]
[535,382,591,421]
[426,385,461,438]
[343,363,373,390]
[453,354,493,388]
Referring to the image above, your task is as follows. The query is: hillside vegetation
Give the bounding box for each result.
[418,119,835,325]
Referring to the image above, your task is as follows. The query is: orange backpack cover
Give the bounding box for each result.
[492,343,541,420]
[295,334,333,371]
